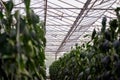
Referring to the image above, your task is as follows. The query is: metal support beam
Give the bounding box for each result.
[13,7,116,10]
[55,0,92,60]
[44,0,47,28]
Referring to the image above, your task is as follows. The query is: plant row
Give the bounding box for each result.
[49,8,120,80]
[0,0,46,80]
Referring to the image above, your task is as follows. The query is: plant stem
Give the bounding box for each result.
[16,11,21,79]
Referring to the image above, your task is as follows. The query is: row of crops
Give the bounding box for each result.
[0,0,46,80]
[49,8,120,80]
[1,0,120,80]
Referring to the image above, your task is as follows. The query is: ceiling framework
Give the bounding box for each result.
[1,0,119,60]
[54,0,93,59]
[45,0,118,59]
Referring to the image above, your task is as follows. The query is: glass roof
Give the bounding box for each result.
[45,0,117,59]
[1,0,120,71]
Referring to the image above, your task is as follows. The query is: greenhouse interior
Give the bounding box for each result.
[0,0,120,80]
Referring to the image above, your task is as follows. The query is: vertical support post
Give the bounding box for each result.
[44,0,47,28]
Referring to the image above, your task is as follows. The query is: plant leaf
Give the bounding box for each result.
[0,11,3,19]
[20,17,26,33]
[24,0,31,13]
[91,29,96,40]
[4,0,14,13]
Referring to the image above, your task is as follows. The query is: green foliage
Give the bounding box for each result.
[49,60,61,80]
[0,0,46,80]
[49,8,120,80]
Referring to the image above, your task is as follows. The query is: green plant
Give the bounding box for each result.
[49,7,120,80]
[49,60,61,80]
[0,0,46,80]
